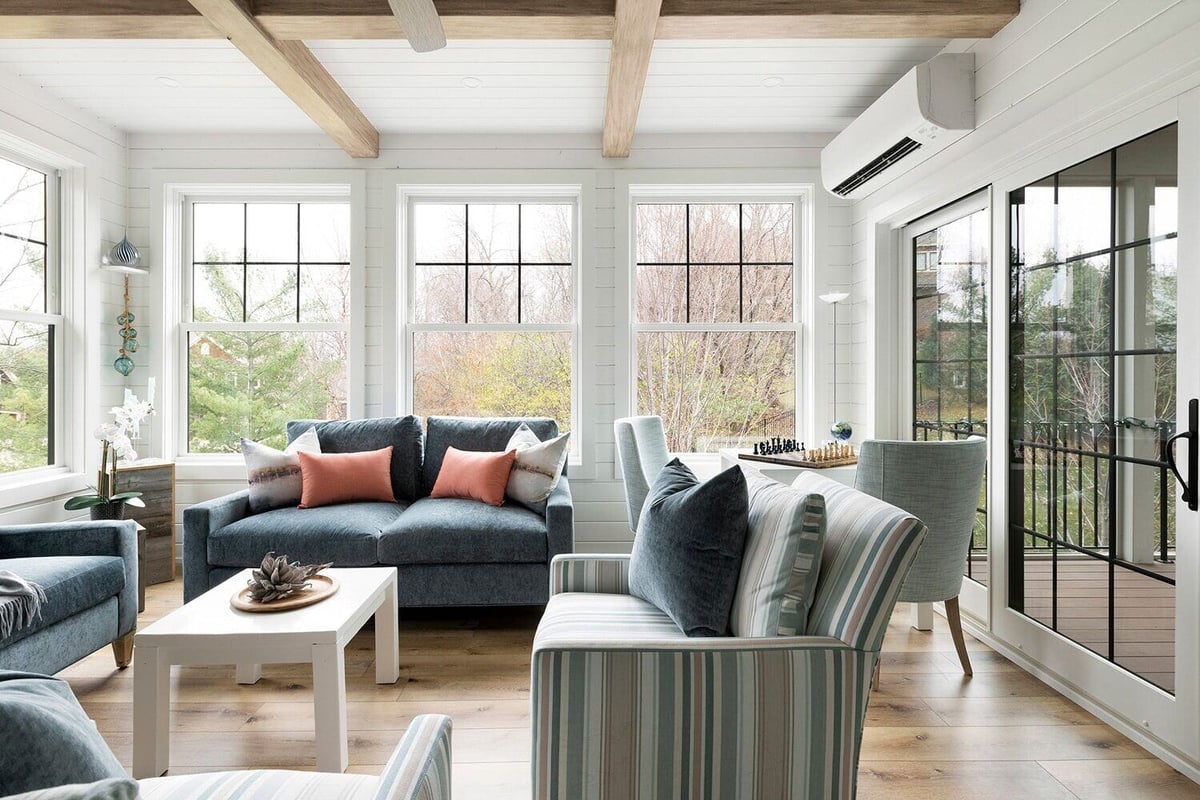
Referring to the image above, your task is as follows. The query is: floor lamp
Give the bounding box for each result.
[818,291,852,441]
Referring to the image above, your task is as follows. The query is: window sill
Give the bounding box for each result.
[0,468,89,511]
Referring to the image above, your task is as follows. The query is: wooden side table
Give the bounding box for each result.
[117,460,176,585]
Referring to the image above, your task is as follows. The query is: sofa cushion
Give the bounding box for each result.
[534,593,687,648]
[628,459,749,637]
[379,497,548,565]
[0,671,126,794]
[288,417,424,502]
[241,426,321,513]
[729,476,826,637]
[0,557,124,648]
[298,447,396,508]
[423,417,559,496]
[209,502,407,567]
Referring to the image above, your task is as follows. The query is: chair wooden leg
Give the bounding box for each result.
[944,596,973,677]
[873,658,881,688]
[112,632,134,669]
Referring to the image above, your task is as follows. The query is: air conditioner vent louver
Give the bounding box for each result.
[830,137,922,197]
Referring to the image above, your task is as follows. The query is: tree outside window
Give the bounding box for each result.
[634,201,798,453]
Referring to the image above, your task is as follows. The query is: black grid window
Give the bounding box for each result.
[910,206,990,584]
[407,200,576,436]
[185,200,351,454]
[633,201,798,453]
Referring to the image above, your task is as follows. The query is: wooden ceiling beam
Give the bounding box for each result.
[0,1,1020,40]
[602,0,662,158]
[185,0,379,158]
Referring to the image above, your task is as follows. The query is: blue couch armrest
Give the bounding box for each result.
[182,489,251,602]
[0,521,138,638]
[545,476,574,562]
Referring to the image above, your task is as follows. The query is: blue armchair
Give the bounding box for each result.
[0,520,139,674]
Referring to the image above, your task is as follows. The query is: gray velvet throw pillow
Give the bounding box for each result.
[628,459,750,637]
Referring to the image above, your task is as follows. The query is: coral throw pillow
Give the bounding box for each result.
[430,447,518,506]
[298,446,396,508]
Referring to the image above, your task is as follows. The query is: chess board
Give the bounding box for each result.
[737,450,858,469]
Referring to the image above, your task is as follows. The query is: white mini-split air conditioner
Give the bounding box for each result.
[820,53,976,199]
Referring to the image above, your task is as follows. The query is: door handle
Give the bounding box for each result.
[1163,398,1198,512]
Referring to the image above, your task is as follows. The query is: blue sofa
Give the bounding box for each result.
[184,416,574,607]
[0,520,138,675]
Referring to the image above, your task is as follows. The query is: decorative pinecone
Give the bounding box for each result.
[248,552,332,603]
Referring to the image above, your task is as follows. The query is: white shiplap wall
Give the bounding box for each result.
[0,67,129,525]
[120,132,852,556]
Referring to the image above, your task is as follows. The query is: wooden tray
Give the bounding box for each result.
[230,574,339,613]
[738,452,858,469]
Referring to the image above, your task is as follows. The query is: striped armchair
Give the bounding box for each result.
[138,714,452,800]
[531,473,926,800]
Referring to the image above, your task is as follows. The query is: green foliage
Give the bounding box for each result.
[189,248,346,452]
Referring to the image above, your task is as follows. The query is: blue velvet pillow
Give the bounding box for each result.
[628,459,750,637]
[0,671,126,795]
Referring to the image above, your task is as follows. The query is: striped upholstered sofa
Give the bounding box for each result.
[530,472,927,800]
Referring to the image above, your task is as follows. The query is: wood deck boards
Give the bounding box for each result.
[56,580,1197,799]
[1020,557,1176,691]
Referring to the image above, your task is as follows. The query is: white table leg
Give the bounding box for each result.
[376,577,400,684]
[312,643,348,773]
[133,645,170,778]
[912,601,934,631]
[236,663,262,684]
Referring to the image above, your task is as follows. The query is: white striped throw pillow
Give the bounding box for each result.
[729,475,826,637]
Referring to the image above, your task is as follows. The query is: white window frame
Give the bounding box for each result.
[0,146,64,484]
[171,183,357,461]
[627,185,811,455]
[399,186,583,460]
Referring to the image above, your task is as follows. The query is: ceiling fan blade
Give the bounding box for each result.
[388,0,447,53]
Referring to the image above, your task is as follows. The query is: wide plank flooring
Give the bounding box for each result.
[56,580,1198,799]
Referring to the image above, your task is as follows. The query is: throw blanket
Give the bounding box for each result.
[0,569,47,640]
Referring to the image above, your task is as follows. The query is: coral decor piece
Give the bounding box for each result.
[247,552,333,603]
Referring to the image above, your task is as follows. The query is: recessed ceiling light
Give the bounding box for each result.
[154,76,182,89]
[762,75,784,88]
[461,76,483,89]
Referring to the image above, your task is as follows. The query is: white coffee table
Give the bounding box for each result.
[132,566,399,778]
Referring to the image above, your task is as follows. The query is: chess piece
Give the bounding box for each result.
[753,443,759,455]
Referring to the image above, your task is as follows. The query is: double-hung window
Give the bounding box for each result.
[0,151,58,475]
[633,199,800,452]
[405,198,577,441]
[184,200,350,453]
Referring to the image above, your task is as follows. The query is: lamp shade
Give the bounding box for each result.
[818,291,850,304]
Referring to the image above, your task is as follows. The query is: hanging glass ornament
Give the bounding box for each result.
[114,276,138,375]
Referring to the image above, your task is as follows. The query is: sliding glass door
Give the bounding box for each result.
[1008,124,1181,693]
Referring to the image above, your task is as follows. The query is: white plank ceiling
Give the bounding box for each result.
[0,38,947,135]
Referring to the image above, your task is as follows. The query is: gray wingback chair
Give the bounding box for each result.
[854,437,986,674]
[613,416,671,532]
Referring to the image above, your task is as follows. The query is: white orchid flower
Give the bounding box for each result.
[94,423,120,441]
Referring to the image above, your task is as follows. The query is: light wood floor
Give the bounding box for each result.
[57,580,1199,800]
